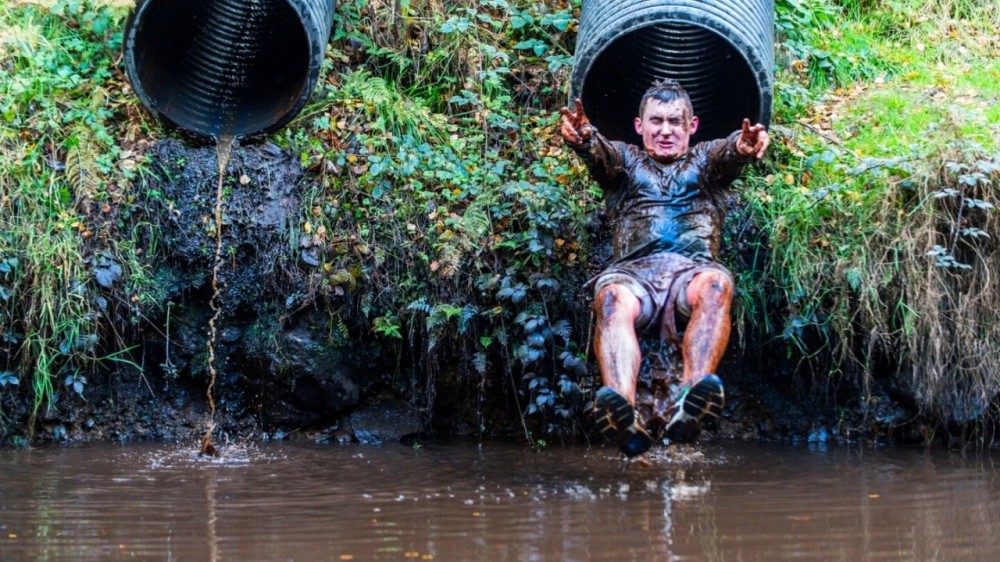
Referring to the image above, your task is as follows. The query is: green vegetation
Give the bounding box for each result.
[748,0,1000,421]
[1,0,998,438]
[0,0,147,424]
[281,1,593,433]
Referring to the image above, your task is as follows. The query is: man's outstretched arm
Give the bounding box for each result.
[703,118,770,187]
[558,98,625,189]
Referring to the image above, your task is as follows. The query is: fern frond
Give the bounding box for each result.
[64,132,103,208]
[407,299,433,315]
[473,352,488,374]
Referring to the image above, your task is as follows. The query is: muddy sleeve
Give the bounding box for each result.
[701,132,754,190]
[565,129,627,192]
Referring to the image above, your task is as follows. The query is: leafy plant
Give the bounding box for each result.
[0,0,151,422]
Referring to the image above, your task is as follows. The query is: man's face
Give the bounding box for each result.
[634,99,698,160]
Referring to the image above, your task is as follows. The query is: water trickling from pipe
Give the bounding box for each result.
[200,133,235,458]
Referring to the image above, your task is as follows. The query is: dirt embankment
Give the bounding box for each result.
[2,140,992,450]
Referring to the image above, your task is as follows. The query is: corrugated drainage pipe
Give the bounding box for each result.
[570,0,773,146]
[124,0,336,139]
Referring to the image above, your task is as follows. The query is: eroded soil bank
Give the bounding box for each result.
[1,140,994,450]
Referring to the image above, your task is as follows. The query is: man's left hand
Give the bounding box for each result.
[737,118,769,160]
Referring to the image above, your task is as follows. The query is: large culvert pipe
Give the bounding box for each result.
[570,0,773,146]
[124,0,336,139]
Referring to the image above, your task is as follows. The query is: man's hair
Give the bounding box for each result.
[638,78,694,118]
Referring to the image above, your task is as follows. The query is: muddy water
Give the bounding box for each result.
[1,441,998,561]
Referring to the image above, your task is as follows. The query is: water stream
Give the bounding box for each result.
[1,440,997,560]
[200,134,236,457]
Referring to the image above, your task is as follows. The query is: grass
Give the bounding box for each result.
[0,0,147,422]
[740,0,1000,420]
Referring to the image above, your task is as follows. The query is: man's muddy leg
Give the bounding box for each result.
[593,284,642,404]
[593,284,654,456]
[680,271,733,385]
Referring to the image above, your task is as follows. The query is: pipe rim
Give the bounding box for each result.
[570,12,773,134]
[123,0,333,140]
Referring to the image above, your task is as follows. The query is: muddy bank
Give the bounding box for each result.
[1,140,993,450]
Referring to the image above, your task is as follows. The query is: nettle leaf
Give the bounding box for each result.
[960,227,990,239]
[511,10,535,30]
[440,16,472,34]
[958,172,986,187]
[513,39,549,56]
[976,160,998,175]
[965,197,993,210]
[541,12,572,31]
[0,372,19,387]
[2,332,23,344]
[0,257,17,273]
[944,161,965,174]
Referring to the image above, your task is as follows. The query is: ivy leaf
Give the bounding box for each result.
[94,262,122,288]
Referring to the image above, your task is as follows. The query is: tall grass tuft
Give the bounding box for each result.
[746,0,1000,423]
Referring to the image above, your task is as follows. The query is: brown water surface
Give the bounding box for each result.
[1,440,998,560]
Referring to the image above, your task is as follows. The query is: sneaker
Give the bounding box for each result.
[665,374,725,444]
[593,386,653,457]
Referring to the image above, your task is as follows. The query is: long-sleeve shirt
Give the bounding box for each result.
[569,130,752,264]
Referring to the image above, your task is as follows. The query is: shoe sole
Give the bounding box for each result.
[665,374,725,444]
[594,387,653,458]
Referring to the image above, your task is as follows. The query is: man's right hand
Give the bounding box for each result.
[737,118,769,160]
[559,98,593,145]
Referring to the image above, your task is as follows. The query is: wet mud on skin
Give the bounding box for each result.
[1,440,999,560]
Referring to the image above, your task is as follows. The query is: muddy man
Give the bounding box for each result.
[560,79,769,456]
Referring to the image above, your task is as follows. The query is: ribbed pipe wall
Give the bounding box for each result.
[124,0,336,139]
[570,0,773,145]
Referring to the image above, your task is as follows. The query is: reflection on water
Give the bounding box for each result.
[1,440,998,561]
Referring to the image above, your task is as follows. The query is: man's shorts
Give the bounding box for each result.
[589,253,733,344]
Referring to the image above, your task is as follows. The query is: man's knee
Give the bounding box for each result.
[687,271,733,309]
[594,285,641,321]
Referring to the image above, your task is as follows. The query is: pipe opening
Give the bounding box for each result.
[579,22,763,146]
[127,0,311,138]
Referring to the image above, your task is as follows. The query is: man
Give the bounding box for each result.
[559,79,769,457]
